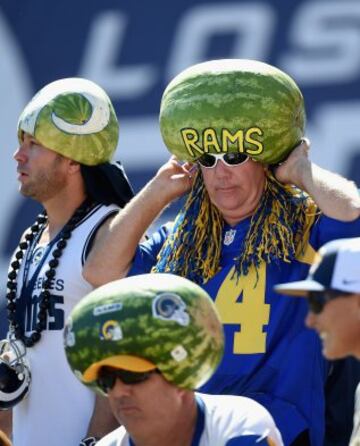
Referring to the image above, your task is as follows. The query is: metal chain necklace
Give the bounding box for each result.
[6,200,92,347]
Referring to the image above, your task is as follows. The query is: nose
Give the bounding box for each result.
[305,311,317,329]
[214,158,231,177]
[13,141,28,163]
[108,378,133,398]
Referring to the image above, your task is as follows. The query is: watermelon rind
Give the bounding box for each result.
[17,78,119,166]
[160,59,305,165]
[64,274,224,392]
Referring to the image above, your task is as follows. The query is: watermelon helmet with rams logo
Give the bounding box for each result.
[160,58,305,165]
[17,77,119,166]
[0,339,31,410]
[64,274,224,392]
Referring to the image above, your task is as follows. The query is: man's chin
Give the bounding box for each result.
[116,408,142,426]
[19,188,34,199]
[19,184,42,200]
[322,343,345,361]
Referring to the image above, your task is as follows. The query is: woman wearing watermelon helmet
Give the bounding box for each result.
[2,78,135,446]
[84,60,360,446]
[65,273,283,446]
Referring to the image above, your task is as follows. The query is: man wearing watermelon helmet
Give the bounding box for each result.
[1,78,134,446]
[275,237,360,446]
[65,273,284,446]
[84,60,360,445]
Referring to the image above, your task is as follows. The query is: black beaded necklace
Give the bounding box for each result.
[6,200,93,347]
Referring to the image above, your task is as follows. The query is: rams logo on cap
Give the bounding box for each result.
[152,293,190,327]
[100,320,123,341]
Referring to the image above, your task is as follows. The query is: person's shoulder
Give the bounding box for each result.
[314,212,360,230]
[75,203,119,240]
[199,392,272,419]
[198,393,283,444]
[96,426,127,446]
[88,203,119,224]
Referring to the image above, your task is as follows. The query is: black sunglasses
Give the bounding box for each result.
[308,291,353,314]
[197,152,249,168]
[97,368,157,393]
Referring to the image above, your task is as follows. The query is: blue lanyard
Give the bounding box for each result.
[20,227,63,296]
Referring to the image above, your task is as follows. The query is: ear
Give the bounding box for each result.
[67,159,81,175]
[176,387,192,402]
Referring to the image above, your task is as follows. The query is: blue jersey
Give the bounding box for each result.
[97,393,283,446]
[129,215,360,446]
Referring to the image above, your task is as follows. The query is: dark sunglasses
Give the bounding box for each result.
[97,368,157,393]
[308,291,353,314]
[197,152,249,169]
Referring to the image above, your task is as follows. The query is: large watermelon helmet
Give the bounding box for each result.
[64,273,224,392]
[17,78,119,166]
[160,59,305,165]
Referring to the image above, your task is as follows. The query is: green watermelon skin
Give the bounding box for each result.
[17,78,119,166]
[64,274,224,391]
[160,59,305,165]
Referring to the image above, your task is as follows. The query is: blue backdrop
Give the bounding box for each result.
[1,0,360,334]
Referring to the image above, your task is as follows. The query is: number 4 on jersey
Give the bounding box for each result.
[215,263,270,354]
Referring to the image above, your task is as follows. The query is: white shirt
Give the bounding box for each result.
[12,204,118,446]
[350,383,360,446]
[97,392,283,446]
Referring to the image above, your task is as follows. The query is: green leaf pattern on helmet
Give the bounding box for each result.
[159,59,305,165]
[64,274,224,392]
[17,78,119,165]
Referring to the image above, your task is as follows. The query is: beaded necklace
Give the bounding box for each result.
[6,201,93,347]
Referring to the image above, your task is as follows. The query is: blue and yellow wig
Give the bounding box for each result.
[152,169,319,284]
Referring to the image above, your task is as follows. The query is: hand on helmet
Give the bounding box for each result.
[273,138,311,187]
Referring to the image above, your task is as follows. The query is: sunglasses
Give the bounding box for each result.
[197,152,249,169]
[307,292,333,315]
[308,291,353,314]
[97,368,157,393]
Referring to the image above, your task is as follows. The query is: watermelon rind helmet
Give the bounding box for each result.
[17,78,119,166]
[64,274,224,392]
[159,58,305,165]
[0,339,31,410]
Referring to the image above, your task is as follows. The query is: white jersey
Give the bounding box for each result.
[11,204,118,446]
[97,392,283,446]
[350,383,360,446]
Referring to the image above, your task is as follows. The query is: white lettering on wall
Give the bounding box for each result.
[79,10,157,99]
[281,1,360,84]
[166,3,275,81]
